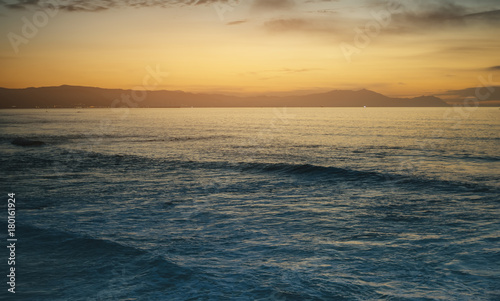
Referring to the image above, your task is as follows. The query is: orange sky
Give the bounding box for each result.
[0,0,499,97]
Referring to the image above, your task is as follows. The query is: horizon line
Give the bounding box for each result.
[3,84,497,100]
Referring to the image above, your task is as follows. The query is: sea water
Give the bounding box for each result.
[0,108,499,300]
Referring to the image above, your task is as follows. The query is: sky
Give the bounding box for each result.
[0,0,499,97]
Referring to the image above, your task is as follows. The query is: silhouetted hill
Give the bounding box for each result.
[439,86,500,106]
[0,85,450,108]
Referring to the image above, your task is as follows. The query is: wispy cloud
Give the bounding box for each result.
[463,9,500,21]
[260,1,500,36]
[304,0,339,3]
[241,67,323,80]
[387,1,500,33]
[281,67,321,73]
[0,0,240,12]
[226,19,247,26]
[251,0,296,12]
[263,17,341,34]
[440,86,500,101]
[264,18,309,32]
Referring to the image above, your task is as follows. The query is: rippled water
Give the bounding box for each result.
[0,108,499,300]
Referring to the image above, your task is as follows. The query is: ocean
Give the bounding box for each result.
[0,107,499,300]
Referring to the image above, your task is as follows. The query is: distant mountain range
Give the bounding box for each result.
[0,85,451,108]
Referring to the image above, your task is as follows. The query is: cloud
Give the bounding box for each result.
[398,2,468,23]
[263,17,341,34]
[387,1,500,33]
[280,67,321,73]
[251,0,295,12]
[440,86,500,101]
[304,0,339,2]
[241,67,323,80]
[264,18,309,32]
[259,1,500,37]
[3,0,40,10]
[226,19,247,26]
[305,0,339,2]
[0,0,239,12]
[487,66,500,71]
[463,9,500,21]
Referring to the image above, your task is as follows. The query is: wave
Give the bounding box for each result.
[451,153,500,162]
[15,224,195,300]
[1,134,234,147]
[14,224,332,300]
[238,161,381,179]
[236,161,498,193]
[11,137,45,147]
[2,147,497,194]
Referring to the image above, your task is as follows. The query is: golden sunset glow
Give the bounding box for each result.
[2,2,500,299]
[1,0,499,97]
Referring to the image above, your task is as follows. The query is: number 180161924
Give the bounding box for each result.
[8,193,16,238]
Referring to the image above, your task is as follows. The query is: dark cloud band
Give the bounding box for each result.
[0,0,240,12]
